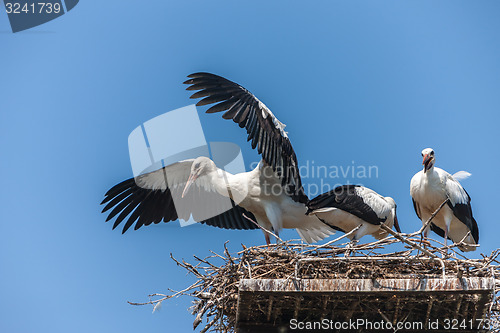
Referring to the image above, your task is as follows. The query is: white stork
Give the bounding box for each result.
[410,148,479,252]
[102,72,335,244]
[306,185,401,241]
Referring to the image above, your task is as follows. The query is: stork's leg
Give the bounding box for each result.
[262,203,281,247]
[345,239,359,257]
[345,225,363,257]
[443,226,448,258]
[424,225,430,245]
[444,223,449,250]
[418,225,430,256]
[443,215,452,256]
[264,231,271,247]
[419,232,423,256]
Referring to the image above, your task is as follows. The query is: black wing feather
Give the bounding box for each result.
[102,176,259,233]
[429,223,452,241]
[185,72,308,203]
[306,185,386,226]
[446,194,479,244]
[412,199,421,220]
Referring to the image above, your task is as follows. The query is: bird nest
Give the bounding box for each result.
[129,228,500,332]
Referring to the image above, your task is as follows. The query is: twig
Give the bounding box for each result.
[380,224,438,259]
[242,213,283,243]
[407,198,449,237]
[303,225,361,254]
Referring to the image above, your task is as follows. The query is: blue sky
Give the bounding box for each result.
[1,1,499,332]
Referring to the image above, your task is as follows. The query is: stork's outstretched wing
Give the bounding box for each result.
[101,159,258,233]
[184,72,308,203]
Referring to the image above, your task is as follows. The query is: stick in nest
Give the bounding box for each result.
[242,213,283,245]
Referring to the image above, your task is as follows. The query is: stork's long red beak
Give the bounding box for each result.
[394,214,401,233]
[182,173,198,198]
[422,154,433,173]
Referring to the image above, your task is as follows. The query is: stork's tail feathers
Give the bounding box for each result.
[452,171,472,182]
[296,225,336,244]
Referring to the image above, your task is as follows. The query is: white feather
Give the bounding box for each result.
[452,171,471,182]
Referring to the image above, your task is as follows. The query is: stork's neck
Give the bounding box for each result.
[423,165,437,178]
[204,168,230,195]
[207,167,250,202]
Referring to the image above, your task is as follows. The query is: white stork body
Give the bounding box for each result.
[306,185,401,241]
[189,159,334,243]
[102,73,335,244]
[410,148,479,252]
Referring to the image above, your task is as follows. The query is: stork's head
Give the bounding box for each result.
[384,197,401,233]
[182,156,216,198]
[421,148,435,173]
[385,197,396,209]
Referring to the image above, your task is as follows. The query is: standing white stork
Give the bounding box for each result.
[410,148,479,252]
[306,185,401,241]
[101,72,335,244]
